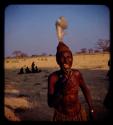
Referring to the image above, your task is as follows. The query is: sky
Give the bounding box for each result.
[5,5,110,57]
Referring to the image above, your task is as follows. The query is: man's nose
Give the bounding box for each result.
[64,58,68,63]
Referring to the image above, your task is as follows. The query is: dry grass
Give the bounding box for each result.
[4,53,110,121]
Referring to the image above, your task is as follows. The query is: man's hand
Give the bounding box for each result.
[89,109,96,121]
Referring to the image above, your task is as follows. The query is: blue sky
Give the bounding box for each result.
[5,5,110,57]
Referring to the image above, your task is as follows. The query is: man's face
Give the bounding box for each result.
[59,51,73,71]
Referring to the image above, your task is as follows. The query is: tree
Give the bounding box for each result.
[20,53,28,57]
[49,54,53,56]
[94,49,100,53]
[41,53,47,56]
[96,39,110,52]
[88,48,93,54]
[12,50,28,58]
[31,54,38,57]
[12,50,22,57]
[80,48,87,53]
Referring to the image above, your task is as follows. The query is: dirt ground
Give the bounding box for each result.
[4,53,111,121]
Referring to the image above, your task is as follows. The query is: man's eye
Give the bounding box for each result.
[67,56,70,58]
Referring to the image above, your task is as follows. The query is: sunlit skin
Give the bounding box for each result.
[48,51,95,121]
[58,51,73,75]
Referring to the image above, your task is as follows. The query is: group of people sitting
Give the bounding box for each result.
[18,62,41,74]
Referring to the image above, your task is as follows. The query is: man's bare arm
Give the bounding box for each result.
[48,73,63,108]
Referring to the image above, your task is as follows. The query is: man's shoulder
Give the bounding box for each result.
[48,70,60,80]
[72,68,80,73]
[71,69,81,76]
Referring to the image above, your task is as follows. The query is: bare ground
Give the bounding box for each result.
[4,54,111,122]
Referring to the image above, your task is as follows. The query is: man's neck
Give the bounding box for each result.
[60,68,71,78]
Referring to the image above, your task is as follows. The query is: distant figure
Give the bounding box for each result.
[31,62,35,73]
[25,66,31,73]
[34,66,38,73]
[18,67,24,74]
[38,69,42,73]
[34,66,42,73]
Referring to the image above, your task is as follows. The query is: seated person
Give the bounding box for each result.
[25,66,31,73]
[34,66,39,73]
[18,67,24,74]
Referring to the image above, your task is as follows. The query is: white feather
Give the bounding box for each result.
[55,16,68,42]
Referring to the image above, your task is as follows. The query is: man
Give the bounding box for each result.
[48,41,95,121]
[47,17,95,121]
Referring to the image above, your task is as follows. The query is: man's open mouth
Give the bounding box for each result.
[63,64,69,69]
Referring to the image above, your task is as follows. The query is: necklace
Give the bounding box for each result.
[64,68,72,79]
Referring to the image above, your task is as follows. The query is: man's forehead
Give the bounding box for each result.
[60,51,72,56]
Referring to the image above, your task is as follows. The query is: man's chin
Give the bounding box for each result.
[63,67,70,71]
[60,65,71,71]
[64,64,72,69]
